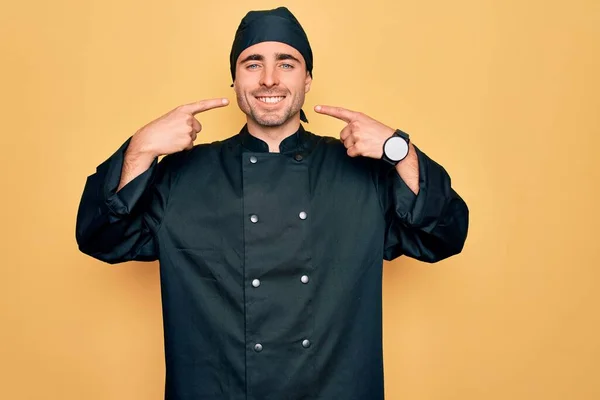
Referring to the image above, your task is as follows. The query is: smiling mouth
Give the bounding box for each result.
[255,96,286,104]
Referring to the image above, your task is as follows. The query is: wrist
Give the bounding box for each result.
[128,132,160,160]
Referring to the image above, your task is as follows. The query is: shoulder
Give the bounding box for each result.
[156,136,233,175]
[169,132,239,160]
[306,130,374,162]
[303,130,344,152]
[306,129,387,176]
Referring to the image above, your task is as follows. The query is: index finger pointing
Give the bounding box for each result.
[314,105,357,123]
[181,98,230,115]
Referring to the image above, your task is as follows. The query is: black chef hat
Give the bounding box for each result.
[229,7,313,123]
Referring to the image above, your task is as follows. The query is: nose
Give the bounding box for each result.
[259,65,279,88]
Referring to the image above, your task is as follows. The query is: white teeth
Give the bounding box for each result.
[257,96,284,104]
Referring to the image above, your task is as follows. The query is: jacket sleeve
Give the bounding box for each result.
[376,145,469,263]
[75,137,177,264]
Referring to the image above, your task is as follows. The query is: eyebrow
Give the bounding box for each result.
[239,53,302,65]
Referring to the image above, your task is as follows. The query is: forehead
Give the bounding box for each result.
[237,41,305,65]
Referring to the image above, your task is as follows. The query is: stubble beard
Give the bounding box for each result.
[238,91,304,127]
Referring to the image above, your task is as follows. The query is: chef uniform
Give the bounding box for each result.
[76,6,469,400]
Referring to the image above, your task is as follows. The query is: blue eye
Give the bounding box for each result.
[281,63,293,69]
[247,64,260,70]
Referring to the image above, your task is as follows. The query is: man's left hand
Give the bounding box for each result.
[315,104,420,194]
[314,105,395,158]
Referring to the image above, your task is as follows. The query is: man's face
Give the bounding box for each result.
[234,41,312,127]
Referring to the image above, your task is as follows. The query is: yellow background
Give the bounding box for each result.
[1,0,599,398]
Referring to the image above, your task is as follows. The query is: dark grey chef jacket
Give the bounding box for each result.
[76,123,469,400]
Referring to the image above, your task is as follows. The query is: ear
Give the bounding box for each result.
[305,71,312,94]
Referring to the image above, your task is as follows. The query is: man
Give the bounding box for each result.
[76,6,468,400]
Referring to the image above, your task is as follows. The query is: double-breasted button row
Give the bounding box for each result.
[253,340,310,352]
[249,212,307,223]
[246,170,311,354]
[252,275,310,287]
[248,155,303,163]
[251,275,308,287]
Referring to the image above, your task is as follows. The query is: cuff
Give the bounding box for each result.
[102,137,159,218]
[390,145,451,231]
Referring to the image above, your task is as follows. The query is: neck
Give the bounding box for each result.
[246,113,301,153]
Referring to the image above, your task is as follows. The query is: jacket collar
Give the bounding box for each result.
[239,123,314,154]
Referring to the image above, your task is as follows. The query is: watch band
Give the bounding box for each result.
[393,129,410,142]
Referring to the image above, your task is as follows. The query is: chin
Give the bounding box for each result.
[251,110,291,127]
[255,117,287,127]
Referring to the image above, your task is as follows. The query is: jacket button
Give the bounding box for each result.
[252,279,261,288]
[299,211,307,220]
[250,156,258,164]
[302,339,311,348]
[294,154,303,162]
[301,275,309,284]
[254,343,263,352]
[250,214,259,223]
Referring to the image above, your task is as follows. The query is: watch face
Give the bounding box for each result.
[384,137,409,161]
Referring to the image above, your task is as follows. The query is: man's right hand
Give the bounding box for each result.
[118,98,229,191]
[128,98,230,158]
